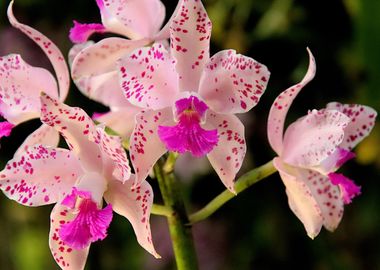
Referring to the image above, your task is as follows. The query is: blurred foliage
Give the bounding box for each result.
[0,0,379,269]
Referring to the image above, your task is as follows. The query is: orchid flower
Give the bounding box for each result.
[0,93,159,270]
[0,1,69,152]
[69,0,182,137]
[117,0,270,192]
[267,48,377,238]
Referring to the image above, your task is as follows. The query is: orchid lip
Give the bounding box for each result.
[59,188,113,249]
[158,96,218,157]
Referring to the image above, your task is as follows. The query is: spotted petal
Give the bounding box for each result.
[293,168,344,232]
[169,0,212,92]
[104,175,160,258]
[130,109,171,186]
[93,127,131,183]
[69,21,106,44]
[71,37,149,107]
[205,113,246,193]
[93,106,141,138]
[199,50,270,114]
[15,124,60,157]
[49,203,90,270]
[267,48,316,155]
[273,158,323,238]
[154,0,183,40]
[99,0,165,39]
[118,44,179,110]
[68,42,94,67]
[0,54,58,125]
[282,109,350,168]
[326,102,377,150]
[0,145,82,206]
[8,1,70,101]
[40,94,103,172]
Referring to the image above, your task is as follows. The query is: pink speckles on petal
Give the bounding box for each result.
[69,21,106,44]
[0,144,82,206]
[326,102,377,150]
[267,48,316,155]
[14,124,60,157]
[59,191,113,249]
[293,168,344,232]
[170,0,212,91]
[40,93,103,173]
[205,113,246,193]
[0,54,58,125]
[0,121,14,138]
[100,0,166,39]
[8,2,70,101]
[118,44,178,110]
[129,109,170,186]
[273,158,323,238]
[71,37,149,108]
[329,173,361,204]
[104,176,160,258]
[282,109,350,168]
[199,49,270,114]
[49,204,90,269]
[92,127,131,183]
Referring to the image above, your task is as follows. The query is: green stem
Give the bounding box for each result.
[189,160,277,224]
[154,159,198,270]
[163,152,179,174]
[151,204,172,217]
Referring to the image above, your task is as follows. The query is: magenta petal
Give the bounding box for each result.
[329,173,361,204]
[335,148,356,167]
[92,112,107,120]
[70,21,106,43]
[175,96,208,117]
[96,0,104,10]
[61,187,91,208]
[59,199,113,249]
[0,121,14,138]
[158,121,218,157]
[158,96,218,157]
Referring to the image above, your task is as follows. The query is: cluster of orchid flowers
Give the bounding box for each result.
[0,0,377,269]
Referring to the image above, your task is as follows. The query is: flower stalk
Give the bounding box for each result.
[154,157,199,270]
[189,160,277,224]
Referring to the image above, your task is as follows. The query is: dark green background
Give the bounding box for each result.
[0,0,379,269]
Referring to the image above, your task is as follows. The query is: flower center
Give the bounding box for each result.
[59,187,113,249]
[158,95,218,157]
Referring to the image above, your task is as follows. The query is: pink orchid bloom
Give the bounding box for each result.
[267,49,377,238]
[0,1,70,150]
[69,0,179,137]
[118,0,270,192]
[0,93,159,270]
[69,0,168,43]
